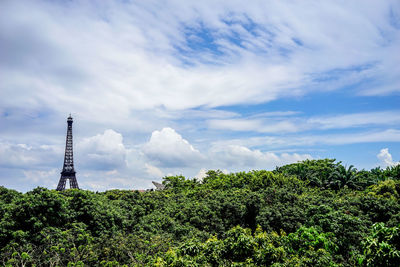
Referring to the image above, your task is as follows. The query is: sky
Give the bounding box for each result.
[1,0,400,192]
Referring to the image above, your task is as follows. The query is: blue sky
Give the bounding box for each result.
[1,0,400,191]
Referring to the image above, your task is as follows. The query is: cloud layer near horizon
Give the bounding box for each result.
[0,127,313,190]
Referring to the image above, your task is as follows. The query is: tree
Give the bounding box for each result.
[328,165,360,190]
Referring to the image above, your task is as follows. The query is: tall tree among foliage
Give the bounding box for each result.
[328,165,360,190]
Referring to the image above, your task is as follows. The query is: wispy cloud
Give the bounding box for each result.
[1,0,399,123]
[212,129,400,149]
[307,111,400,129]
[208,119,300,133]
[208,111,400,133]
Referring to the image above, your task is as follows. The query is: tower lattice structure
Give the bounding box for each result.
[57,115,79,190]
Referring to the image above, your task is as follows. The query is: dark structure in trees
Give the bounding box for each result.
[57,115,79,190]
[152,181,165,190]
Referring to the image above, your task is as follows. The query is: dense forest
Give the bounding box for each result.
[1,159,399,266]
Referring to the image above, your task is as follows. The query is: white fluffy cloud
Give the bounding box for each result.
[77,129,127,170]
[141,127,312,176]
[377,148,399,167]
[142,127,205,168]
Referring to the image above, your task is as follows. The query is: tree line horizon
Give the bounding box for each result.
[1,158,399,266]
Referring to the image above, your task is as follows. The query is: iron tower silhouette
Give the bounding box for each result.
[57,115,79,190]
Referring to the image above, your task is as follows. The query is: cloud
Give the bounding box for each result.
[78,169,151,191]
[194,169,208,181]
[77,129,127,170]
[209,111,400,134]
[320,129,400,146]
[23,169,58,188]
[208,119,300,133]
[211,129,400,149]
[208,119,262,132]
[144,163,164,178]
[307,111,400,130]
[1,0,398,127]
[142,127,205,167]
[377,148,399,167]
[0,142,61,168]
[0,143,37,167]
[210,144,312,170]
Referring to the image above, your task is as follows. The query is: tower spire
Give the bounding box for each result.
[57,115,79,190]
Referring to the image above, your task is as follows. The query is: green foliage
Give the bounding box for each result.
[0,186,22,203]
[275,158,340,186]
[63,189,126,236]
[384,164,400,180]
[157,225,338,266]
[327,165,361,190]
[286,226,337,255]
[40,223,98,266]
[0,158,399,265]
[203,169,305,191]
[359,223,400,266]
[367,179,400,200]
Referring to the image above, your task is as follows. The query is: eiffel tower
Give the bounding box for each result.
[57,115,79,190]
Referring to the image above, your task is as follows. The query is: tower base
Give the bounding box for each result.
[57,173,79,191]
